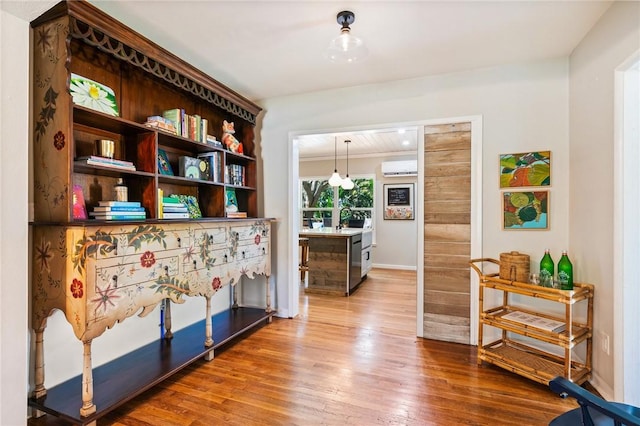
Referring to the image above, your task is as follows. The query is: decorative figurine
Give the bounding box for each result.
[222,120,243,154]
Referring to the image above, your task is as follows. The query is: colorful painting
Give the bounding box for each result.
[503,191,549,230]
[70,73,119,116]
[500,151,551,188]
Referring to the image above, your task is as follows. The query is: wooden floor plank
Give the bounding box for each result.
[29,268,578,425]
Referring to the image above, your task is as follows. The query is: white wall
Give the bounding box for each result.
[0,9,30,425]
[569,1,640,399]
[300,155,418,269]
[259,57,571,321]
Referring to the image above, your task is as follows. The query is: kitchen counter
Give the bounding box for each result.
[299,228,364,237]
[300,228,371,295]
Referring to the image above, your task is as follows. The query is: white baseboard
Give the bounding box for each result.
[589,372,614,401]
[372,263,417,271]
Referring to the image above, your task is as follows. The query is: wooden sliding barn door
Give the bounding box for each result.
[423,123,471,344]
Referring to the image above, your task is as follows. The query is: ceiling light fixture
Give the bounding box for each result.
[341,139,354,190]
[328,136,343,187]
[325,10,368,63]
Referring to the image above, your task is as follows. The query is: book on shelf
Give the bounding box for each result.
[157,188,164,219]
[226,212,247,219]
[162,212,190,219]
[163,206,188,213]
[197,151,223,183]
[72,184,88,219]
[501,311,566,333]
[168,194,202,218]
[93,206,146,212]
[225,187,239,214]
[89,212,146,220]
[144,116,176,134]
[76,156,136,171]
[98,201,141,208]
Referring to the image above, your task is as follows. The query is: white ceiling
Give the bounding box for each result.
[2,0,612,158]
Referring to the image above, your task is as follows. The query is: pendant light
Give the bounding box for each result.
[325,11,368,63]
[328,136,343,187]
[341,139,354,190]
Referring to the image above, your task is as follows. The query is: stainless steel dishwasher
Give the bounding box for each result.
[349,233,362,293]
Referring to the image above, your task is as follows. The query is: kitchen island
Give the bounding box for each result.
[300,228,372,295]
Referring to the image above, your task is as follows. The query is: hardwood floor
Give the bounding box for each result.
[29,268,578,425]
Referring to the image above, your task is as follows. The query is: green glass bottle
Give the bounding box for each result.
[539,249,554,287]
[558,250,573,290]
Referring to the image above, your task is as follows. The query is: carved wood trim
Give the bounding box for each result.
[34,1,261,124]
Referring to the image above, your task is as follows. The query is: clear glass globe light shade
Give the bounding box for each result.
[325,29,368,63]
[329,171,343,187]
[341,176,355,190]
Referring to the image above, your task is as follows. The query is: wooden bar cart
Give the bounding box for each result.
[470,258,594,385]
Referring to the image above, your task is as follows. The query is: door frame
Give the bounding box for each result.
[613,50,640,403]
[288,115,482,343]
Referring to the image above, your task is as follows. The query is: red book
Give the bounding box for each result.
[72,184,88,219]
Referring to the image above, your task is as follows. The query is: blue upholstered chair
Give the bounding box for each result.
[549,377,640,425]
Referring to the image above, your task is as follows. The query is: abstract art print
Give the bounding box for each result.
[503,191,549,230]
[500,151,551,188]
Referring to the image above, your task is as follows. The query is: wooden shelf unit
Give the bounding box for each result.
[29,1,274,424]
[470,258,594,386]
[32,1,262,223]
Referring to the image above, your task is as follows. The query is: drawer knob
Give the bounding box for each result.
[224,254,228,263]
[262,247,266,255]
[112,275,118,287]
[164,265,169,276]
[177,237,181,247]
[193,260,197,269]
[242,251,246,259]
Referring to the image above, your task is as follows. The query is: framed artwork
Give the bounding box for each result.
[503,190,549,230]
[69,73,119,117]
[500,151,551,188]
[157,149,174,175]
[384,183,414,220]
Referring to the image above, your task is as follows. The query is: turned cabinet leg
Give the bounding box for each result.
[265,275,273,323]
[33,328,47,400]
[164,299,173,339]
[80,340,96,417]
[232,283,239,309]
[204,296,214,361]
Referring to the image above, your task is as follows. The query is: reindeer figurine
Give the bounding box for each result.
[221,120,243,154]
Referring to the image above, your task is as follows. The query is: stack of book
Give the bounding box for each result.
[162,197,190,219]
[144,115,177,134]
[90,201,146,220]
[76,156,136,171]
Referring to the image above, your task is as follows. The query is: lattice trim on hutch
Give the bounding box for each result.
[69,17,257,124]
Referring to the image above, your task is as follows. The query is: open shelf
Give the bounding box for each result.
[28,307,273,426]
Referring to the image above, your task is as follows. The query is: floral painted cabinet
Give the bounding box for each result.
[32,219,272,417]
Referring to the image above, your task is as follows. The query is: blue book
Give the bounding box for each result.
[94,206,146,212]
[98,201,142,208]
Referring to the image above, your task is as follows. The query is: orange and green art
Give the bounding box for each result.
[500,151,551,188]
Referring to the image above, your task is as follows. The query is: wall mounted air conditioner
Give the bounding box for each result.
[381,160,418,177]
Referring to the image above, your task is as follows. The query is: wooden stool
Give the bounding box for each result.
[299,238,309,281]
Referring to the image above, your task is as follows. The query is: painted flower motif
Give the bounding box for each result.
[182,245,195,263]
[36,25,53,55]
[70,279,84,298]
[35,237,53,273]
[211,277,222,291]
[140,251,156,268]
[69,76,118,116]
[254,234,261,245]
[53,130,65,150]
[91,284,120,314]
